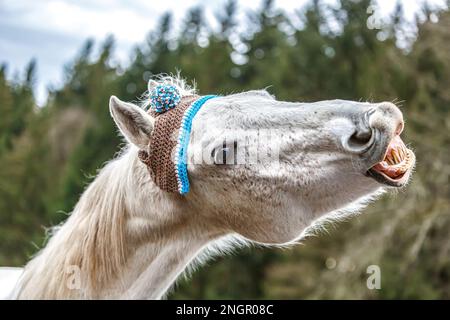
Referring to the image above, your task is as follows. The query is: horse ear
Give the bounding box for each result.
[109,96,154,149]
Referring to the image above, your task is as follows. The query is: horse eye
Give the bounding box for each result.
[212,141,238,165]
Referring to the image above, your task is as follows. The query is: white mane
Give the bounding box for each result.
[15,149,134,298]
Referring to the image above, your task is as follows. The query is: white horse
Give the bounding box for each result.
[0,77,415,299]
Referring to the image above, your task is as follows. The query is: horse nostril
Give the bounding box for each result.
[342,128,374,154]
[350,129,372,145]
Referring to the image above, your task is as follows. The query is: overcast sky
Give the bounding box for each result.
[0,0,447,105]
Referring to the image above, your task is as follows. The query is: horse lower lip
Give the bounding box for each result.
[367,167,407,187]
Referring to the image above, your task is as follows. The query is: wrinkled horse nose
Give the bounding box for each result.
[369,102,404,137]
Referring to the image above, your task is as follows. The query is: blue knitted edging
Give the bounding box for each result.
[175,95,217,195]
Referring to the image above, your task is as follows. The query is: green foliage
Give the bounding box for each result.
[0,0,448,299]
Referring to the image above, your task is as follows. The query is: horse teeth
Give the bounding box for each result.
[385,153,391,164]
[400,148,406,160]
[391,151,396,164]
[393,150,401,164]
[382,143,411,167]
[388,152,395,165]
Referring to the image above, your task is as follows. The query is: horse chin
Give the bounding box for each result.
[367,167,412,187]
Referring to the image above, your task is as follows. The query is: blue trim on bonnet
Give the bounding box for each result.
[175,95,218,195]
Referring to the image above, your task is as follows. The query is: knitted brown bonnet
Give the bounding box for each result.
[137,84,217,194]
[138,95,198,193]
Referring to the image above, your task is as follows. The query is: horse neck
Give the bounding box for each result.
[17,147,221,299]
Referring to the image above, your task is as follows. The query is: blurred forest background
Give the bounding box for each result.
[0,0,449,299]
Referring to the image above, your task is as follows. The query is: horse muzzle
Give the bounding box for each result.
[363,102,415,187]
[340,102,416,187]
